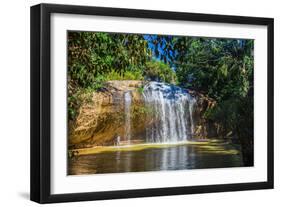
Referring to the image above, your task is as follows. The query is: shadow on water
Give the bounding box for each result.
[68,141,244,175]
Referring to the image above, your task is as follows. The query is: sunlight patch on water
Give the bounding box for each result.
[69,139,239,156]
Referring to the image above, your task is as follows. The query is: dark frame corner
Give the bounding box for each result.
[30,3,274,204]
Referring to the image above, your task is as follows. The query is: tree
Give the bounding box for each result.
[144,60,177,84]
[68,31,150,88]
[173,37,254,165]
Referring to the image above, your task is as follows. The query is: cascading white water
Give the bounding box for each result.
[189,101,195,135]
[124,91,132,144]
[142,82,196,143]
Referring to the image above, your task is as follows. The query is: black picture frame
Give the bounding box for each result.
[30,3,274,204]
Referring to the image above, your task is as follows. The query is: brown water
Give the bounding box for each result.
[68,141,243,175]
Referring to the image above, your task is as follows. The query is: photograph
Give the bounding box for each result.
[29,3,274,203]
[67,31,254,175]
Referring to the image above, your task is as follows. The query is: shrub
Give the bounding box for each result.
[102,69,144,81]
[144,60,177,84]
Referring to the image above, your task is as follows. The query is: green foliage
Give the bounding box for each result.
[68,31,149,88]
[171,37,254,156]
[144,60,177,84]
[123,70,144,80]
[104,69,144,81]
[68,86,98,120]
[131,105,154,119]
[174,38,254,101]
[137,86,144,94]
[91,74,107,90]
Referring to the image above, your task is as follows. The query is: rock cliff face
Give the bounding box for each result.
[192,92,218,139]
[68,80,218,149]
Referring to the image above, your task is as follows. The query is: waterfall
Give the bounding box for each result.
[189,100,196,135]
[124,91,132,144]
[142,82,196,143]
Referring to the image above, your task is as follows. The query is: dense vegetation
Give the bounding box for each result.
[68,31,254,165]
[172,37,254,165]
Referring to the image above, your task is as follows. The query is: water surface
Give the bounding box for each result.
[68,141,243,175]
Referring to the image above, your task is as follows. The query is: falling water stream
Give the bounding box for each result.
[124,91,132,144]
[143,82,196,143]
[121,82,196,144]
[122,82,196,144]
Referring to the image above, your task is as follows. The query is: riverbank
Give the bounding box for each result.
[68,139,239,156]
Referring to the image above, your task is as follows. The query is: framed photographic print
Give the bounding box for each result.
[30,3,274,203]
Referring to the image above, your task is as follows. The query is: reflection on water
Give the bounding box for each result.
[68,142,243,175]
